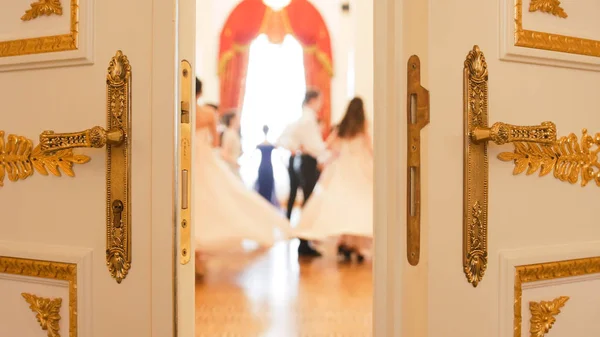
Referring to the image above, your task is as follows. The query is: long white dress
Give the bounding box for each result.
[220,128,242,177]
[194,127,290,252]
[293,134,373,240]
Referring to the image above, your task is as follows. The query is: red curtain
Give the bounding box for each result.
[218,0,265,113]
[219,50,250,114]
[218,0,333,136]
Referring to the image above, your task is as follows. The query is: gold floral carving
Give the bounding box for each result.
[514,257,600,337]
[105,50,132,284]
[21,0,63,21]
[463,46,489,287]
[21,293,63,337]
[528,0,567,18]
[0,131,90,187]
[464,201,488,287]
[529,296,569,337]
[499,129,600,187]
[515,0,600,57]
[0,0,77,57]
[0,257,77,336]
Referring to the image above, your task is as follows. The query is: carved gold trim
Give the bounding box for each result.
[21,0,64,21]
[105,51,132,284]
[499,128,600,187]
[463,46,489,287]
[515,0,600,57]
[0,0,78,58]
[514,257,600,337]
[22,293,63,337]
[529,296,569,337]
[0,131,91,187]
[528,0,567,18]
[0,257,77,336]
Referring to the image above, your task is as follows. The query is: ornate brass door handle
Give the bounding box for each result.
[470,121,557,145]
[39,126,125,153]
[462,45,599,289]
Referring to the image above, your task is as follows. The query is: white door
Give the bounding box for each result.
[0,1,183,336]
[375,0,600,336]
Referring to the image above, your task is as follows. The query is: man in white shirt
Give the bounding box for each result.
[277,89,330,257]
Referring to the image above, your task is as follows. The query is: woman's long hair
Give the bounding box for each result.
[337,97,366,138]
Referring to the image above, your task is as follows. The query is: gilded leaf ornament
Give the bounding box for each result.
[0,131,90,187]
[529,296,569,337]
[529,0,568,18]
[498,129,600,187]
[464,201,487,287]
[21,293,62,337]
[21,0,63,21]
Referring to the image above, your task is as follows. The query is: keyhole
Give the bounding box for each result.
[112,200,124,229]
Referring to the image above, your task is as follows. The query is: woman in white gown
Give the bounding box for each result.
[193,79,290,275]
[293,97,373,262]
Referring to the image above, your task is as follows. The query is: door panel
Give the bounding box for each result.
[0,0,178,336]
[427,1,600,336]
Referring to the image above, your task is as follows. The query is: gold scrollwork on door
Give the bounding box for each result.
[0,132,90,187]
[529,296,569,337]
[528,0,568,18]
[22,293,63,337]
[499,129,600,187]
[21,0,64,21]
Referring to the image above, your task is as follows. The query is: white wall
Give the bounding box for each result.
[195,0,373,123]
[351,0,374,121]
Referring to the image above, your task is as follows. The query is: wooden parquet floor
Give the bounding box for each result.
[195,241,373,337]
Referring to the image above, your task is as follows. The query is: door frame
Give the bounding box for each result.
[373,0,406,336]
[150,0,179,336]
[170,0,410,336]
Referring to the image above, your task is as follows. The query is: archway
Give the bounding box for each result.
[217,0,334,137]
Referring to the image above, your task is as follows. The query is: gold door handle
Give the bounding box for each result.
[39,126,125,153]
[471,121,557,145]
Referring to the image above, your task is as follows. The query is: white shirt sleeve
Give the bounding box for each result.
[296,118,330,163]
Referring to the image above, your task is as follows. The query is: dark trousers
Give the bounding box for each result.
[286,155,298,220]
[297,155,320,250]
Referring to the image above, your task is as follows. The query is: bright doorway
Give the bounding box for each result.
[238,34,306,201]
